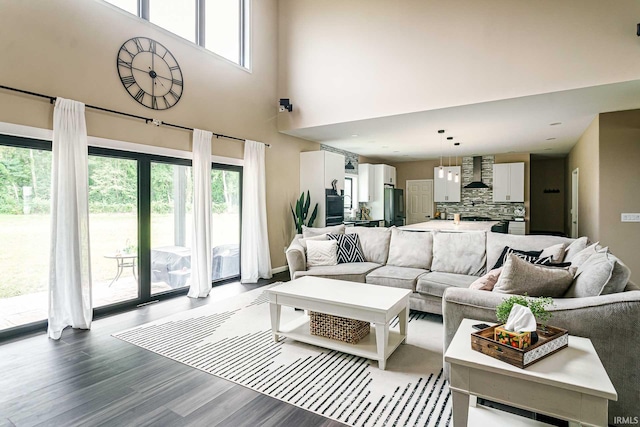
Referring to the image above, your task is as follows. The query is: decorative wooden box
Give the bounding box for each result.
[494,326,532,349]
[309,311,370,344]
[471,324,568,369]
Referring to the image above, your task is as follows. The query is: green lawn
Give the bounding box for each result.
[0,212,239,298]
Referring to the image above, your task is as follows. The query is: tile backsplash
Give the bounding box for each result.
[436,156,525,220]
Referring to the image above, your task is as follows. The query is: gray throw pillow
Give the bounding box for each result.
[345,227,392,264]
[564,236,589,262]
[386,228,433,269]
[302,224,345,239]
[431,231,486,276]
[565,248,631,297]
[569,242,601,270]
[493,254,574,297]
[540,243,567,262]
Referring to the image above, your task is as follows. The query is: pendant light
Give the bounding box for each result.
[438,130,445,178]
[446,136,454,181]
[452,139,460,183]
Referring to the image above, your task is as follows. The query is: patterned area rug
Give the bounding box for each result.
[113,285,452,427]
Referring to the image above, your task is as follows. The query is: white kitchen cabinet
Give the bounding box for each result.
[358,164,376,202]
[382,164,396,186]
[300,151,345,227]
[493,162,524,202]
[433,166,461,202]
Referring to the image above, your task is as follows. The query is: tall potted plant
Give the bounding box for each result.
[290,191,319,234]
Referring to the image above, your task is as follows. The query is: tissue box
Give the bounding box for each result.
[471,323,569,369]
[494,326,531,349]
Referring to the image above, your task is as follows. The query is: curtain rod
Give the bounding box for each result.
[0,84,271,147]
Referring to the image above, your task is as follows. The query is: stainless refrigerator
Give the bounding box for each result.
[384,186,405,227]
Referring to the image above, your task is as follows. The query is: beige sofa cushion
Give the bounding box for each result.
[493,254,574,297]
[416,272,478,298]
[386,228,433,269]
[302,224,345,238]
[346,227,392,264]
[293,262,381,283]
[431,231,486,276]
[366,265,428,291]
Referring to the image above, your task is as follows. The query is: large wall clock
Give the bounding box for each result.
[117,37,183,110]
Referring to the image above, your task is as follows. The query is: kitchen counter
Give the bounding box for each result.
[400,220,499,232]
[344,219,383,227]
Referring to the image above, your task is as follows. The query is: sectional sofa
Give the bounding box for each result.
[285,225,640,425]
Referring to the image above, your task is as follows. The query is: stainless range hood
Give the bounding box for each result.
[463,156,490,189]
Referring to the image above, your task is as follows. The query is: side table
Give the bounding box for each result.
[444,318,617,426]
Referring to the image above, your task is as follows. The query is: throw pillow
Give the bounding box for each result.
[306,239,338,267]
[569,242,601,270]
[564,236,589,262]
[299,233,328,250]
[469,267,503,291]
[564,248,631,297]
[492,246,543,269]
[386,228,433,269]
[493,254,574,297]
[431,231,487,276]
[327,233,365,264]
[302,224,345,239]
[540,243,567,262]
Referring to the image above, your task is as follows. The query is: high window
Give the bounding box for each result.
[104,0,250,68]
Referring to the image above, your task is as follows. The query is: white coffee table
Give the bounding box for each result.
[445,318,617,427]
[268,276,411,370]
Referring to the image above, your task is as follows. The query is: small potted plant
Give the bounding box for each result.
[495,295,554,348]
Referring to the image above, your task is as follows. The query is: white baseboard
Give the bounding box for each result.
[271,266,289,275]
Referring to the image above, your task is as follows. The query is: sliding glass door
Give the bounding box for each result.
[0,134,242,339]
[150,162,193,294]
[0,140,52,332]
[88,154,139,307]
[211,166,241,281]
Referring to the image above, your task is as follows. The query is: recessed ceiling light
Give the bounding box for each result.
[544,148,552,151]
[454,142,461,146]
[381,145,389,148]
[546,137,556,141]
[550,122,562,126]
[351,134,359,137]
[393,151,400,153]
[403,155,409,157]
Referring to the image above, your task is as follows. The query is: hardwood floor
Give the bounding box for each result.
[0,273,344,427]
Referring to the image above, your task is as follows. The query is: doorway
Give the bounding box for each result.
[571,168,579,238]
[406,179,434,225]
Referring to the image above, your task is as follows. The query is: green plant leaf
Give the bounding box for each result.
[307,203,318,228]
[495,294,554,325]
[303,190,311,220]
[290,204,301,234]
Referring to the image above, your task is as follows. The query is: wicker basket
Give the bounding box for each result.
[309,311,370,344]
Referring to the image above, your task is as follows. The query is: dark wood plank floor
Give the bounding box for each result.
[0,273,345,427]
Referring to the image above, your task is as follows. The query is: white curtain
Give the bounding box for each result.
[48,98,92,340]
[188,129,213,298]
[241,140,272,283]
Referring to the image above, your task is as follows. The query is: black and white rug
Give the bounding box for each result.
[113,285,452,427]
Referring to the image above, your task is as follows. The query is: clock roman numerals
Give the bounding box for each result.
[118,58,132,69]
[120,75,136,88]
[133,38,144,53]
[118,37,182,110]
[134,89,145,103]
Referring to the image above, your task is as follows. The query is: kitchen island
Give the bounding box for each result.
[401,220,499,232]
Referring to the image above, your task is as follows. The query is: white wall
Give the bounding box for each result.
[0,0,320,269]
[278,0,640,131]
